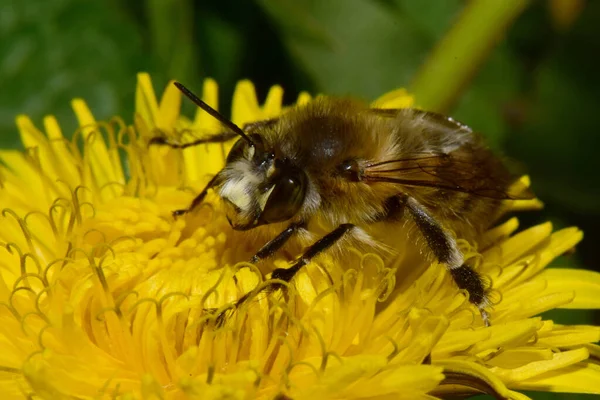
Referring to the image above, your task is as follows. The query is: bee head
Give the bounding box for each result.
[170,82,307,231]
[217,135,307,231]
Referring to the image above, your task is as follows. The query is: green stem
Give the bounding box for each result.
[409,0,530,113]
[146,0,198,82]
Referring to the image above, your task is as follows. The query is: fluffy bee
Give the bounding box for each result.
[150,82,534,326]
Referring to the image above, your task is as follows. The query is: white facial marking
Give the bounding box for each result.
[220,179,253,211]
[218,160,262,213]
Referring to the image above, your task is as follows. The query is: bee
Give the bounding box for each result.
[150,82,534,326]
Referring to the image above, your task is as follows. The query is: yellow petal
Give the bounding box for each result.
[231,80,261,125]
[158,79,182,131]
[470,319,541,355]
[540,268,600,309]
[0,150,53,209]
[510,198,544,212]
[496,291,576,321]
[15,116,63,194]
[16,114,47,151]
[515,361,600,394]
[434,328,491,356]
[505,176,544,212]
[480,217,519,251]
[367,364,444,399]
[490,226,582,290]
[486,347,554,369]
[296,91,313,106]
[398,312,448,363]
[484,222,553,269]
[432,359,516,399]
[371,88,415,109]
[511,355,600,396]
[42,115,80,187]
[135,72,160,130]
[491,348,589,383]
[71,99,120,195]
[262,85,284,118]
[291,355,444,399]
[584,343,600,360]
[193,78,220,132]
[184,78,228,180]
[537,325,600,348]
[524,227,584,280]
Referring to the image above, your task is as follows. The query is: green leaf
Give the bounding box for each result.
[408,0,529,114]
[256,0,521,149]
[146,0,198,85]
[257,0,432,100]
[506,1,600,215]
[391,0,463,39]
[195,12,244,95]
[0,0,150,147]
[451,45,522,150]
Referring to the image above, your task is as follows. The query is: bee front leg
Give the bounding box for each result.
[250,221,307,263]
[404,196,490,326]
[149,131,236,217]
[148,131,238,149]
[172,174,220,217]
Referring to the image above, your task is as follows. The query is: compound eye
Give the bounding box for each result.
[261,170,307,223]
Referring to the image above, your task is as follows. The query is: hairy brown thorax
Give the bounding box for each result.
[242,98,520,243]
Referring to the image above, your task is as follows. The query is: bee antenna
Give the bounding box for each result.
[173,81,255,146]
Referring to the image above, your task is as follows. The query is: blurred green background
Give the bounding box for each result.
[0,1,598,397]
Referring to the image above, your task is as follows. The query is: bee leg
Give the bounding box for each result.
[250,221,307,263]
[405,197,490,326]
[148,131,237,149]
[172,174,220,217]
[148,119,278,149]
[212,224,354,327]
[270,224,355,285]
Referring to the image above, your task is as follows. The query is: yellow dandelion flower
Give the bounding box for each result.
[1,73,599,400]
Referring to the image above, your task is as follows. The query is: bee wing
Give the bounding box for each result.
[371,107,473,137]
[364,108,535,200]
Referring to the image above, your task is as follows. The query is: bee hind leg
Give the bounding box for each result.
[405,196,491,326]
[449,264,491,326]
